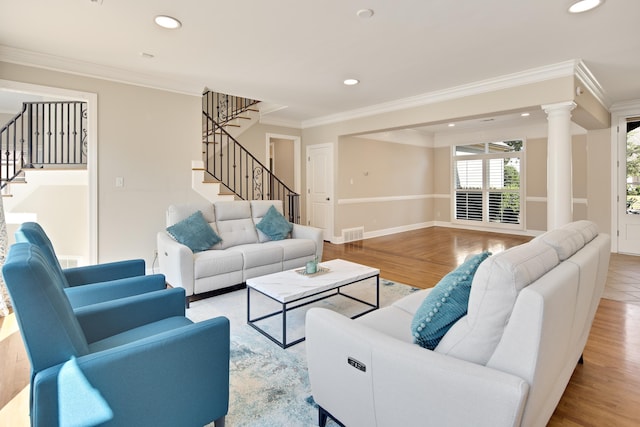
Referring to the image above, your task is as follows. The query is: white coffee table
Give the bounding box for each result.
[246,259,380,348]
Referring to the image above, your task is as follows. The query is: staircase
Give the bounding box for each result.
[1,101,88,192]
[200,91,300,223]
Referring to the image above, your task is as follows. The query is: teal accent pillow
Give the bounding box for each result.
[166,211,221,252]
[256,205,293,241]
[411,251,491,350]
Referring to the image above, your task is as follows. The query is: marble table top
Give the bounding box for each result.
[246,259,379,303]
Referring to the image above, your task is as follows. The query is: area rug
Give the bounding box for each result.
[187,278,419,427]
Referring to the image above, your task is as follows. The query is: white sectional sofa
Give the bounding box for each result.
[306,221,610,427]
[157,200,323,301]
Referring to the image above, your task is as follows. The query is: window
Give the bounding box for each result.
[453,140,524,227]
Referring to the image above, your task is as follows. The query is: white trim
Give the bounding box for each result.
[0,79,98,263]
[0,45,202,96]
[610,102,640,253]
[526,196,547,203]
[265,133,301,194]
[575,61,609,107]
[337,194,433,205]
[330,221,542,244]
[303,60,582,128]
[524,197,587,204]
[331,222,434,244]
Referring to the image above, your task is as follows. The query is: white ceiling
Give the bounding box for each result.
[1,0,638,132]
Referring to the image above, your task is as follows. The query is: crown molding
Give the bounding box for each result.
[0,45,203,96]
[575,60,610,107]
[302,60,594,129]
[610,99,640,113]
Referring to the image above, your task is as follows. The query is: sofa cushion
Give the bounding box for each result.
[193,250,244,279]
[214,201,259,249]
[411,252,491,350]
[228,243,283,269]
[534,228,584,261]
[256,205,293,241]
[435,240,559,365]
[269,239,316,260]
[562,220,598,244]
[166,211,222,253]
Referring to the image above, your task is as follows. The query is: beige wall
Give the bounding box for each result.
[272,138,295,189]
[10,184,88,259]
[334,136,433,235]
[1,61,202,265]
[1,60,614,256]
[301,73,611,238]
[586,129,612,233]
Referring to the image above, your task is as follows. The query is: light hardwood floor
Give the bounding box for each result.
[1,227,639,426]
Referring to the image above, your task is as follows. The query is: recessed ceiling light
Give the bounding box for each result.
[140,52,155,59]
[357,9,374,19]
[343,78,360,86]
[448,123,456,127]
[521,112,530,117]
[154,15,182,29]
[568,0,604,13]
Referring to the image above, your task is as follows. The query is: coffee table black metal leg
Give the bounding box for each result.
[282,301,287,348]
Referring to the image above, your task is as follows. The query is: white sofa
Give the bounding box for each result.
[157,200,323,301]
[306,221,610,427]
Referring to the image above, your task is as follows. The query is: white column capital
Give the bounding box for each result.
[541,101,577,116]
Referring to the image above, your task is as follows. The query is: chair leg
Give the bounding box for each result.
[318,406,328,427]
[214,416,225,427]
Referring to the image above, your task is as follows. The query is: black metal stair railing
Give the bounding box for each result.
[0,101,87,189]
[202,94,300,224]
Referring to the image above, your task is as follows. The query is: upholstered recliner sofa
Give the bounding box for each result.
[157,199,323,300]
[306,221,610,427]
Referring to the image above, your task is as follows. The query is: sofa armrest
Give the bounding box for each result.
[157,231,196,296]
[75,288,187,343]
[306,308,528,427]
[291,223,324,260]
[63,259,146,287]
[32,316,230,427]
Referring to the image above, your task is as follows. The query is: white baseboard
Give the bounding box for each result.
[330,221,543,244]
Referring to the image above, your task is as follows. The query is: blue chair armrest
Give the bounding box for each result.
[32,317,230,427]
[75,288,186,343]
[64,274,167,308]
[64,259,146,287]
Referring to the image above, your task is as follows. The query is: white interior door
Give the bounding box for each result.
[306,143,333,241]
[617,116,640,254]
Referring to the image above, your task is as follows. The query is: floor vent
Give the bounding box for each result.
[342,227,364,243]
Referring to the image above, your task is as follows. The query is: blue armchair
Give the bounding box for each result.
[15,222,166,308]
[3,242,230,427]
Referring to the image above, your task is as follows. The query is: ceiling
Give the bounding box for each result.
[1,0,638,132]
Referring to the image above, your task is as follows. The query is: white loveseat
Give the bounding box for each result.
[157,200,323,301]
[306,221,610,427]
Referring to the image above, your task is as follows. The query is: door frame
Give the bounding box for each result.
[0,79,98,263]
[611,100,640,254]
[265,133,300,194]
[306,142,335,241]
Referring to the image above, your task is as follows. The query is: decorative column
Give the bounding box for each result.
[542,101,576,230]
